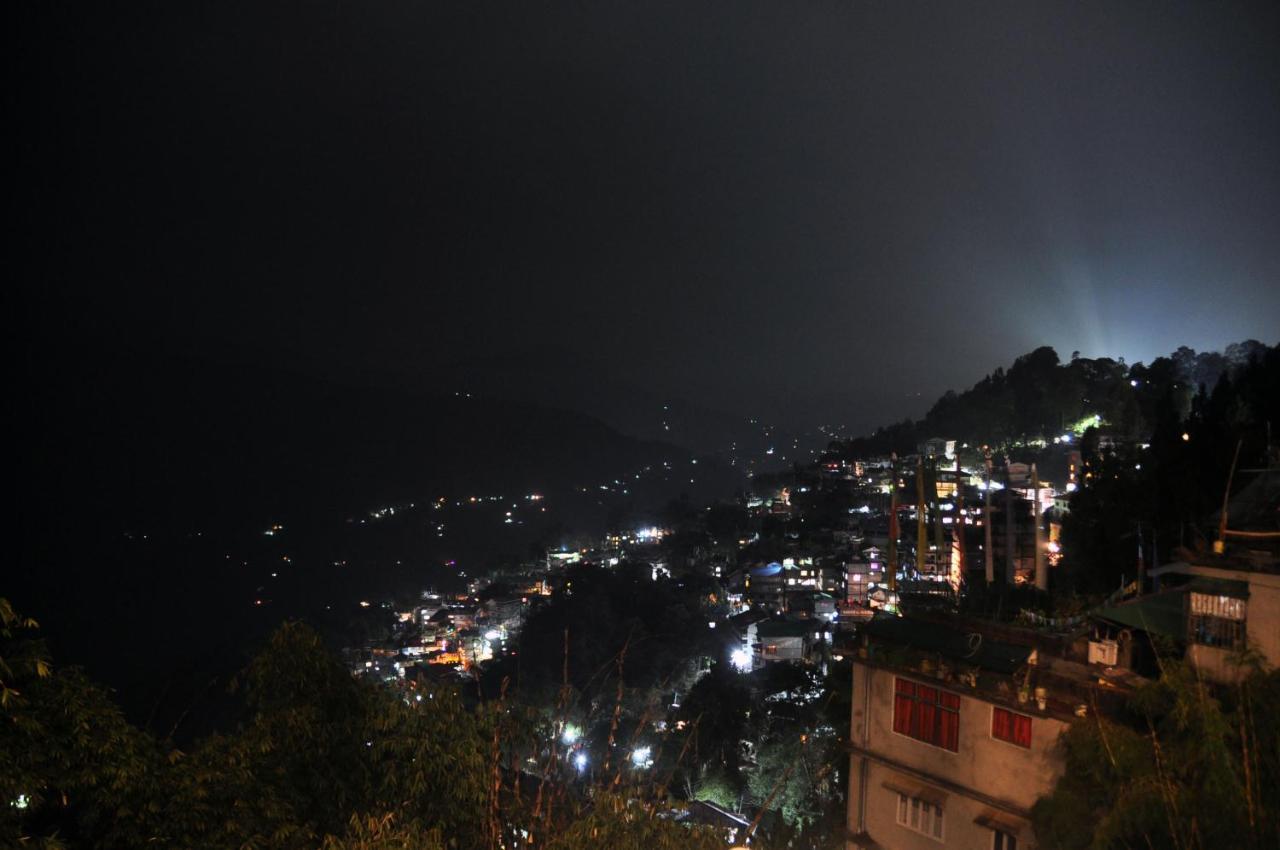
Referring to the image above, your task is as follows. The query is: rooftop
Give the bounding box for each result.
[857,612,1143,722]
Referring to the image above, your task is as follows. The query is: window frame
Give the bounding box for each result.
[894,791,945,842]
[991,828,1017,850]
[1188,613,1246,650]
[892,677,961,753]
[990,705,1033,749]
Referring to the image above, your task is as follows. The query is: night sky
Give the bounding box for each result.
[15,1,1280,430]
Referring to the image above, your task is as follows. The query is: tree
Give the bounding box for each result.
[1032,661,1279,850]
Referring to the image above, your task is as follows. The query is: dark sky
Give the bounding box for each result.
[15,1,1280,429]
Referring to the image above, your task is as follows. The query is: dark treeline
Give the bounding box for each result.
[833,341,1273,455]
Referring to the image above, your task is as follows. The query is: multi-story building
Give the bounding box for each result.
[747,617,808,670]
[846,614,1139,850]
[1096,552,1280,683]
[746,562,786,612]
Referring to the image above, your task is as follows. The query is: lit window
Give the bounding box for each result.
[896,792,944,840]
[893,678,960,751]
[992,707,1032,748]
[1188,592,1247,650]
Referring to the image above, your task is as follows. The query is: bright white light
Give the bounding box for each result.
[730,648,752,672]
[484,630,501,641]
[561,724,580,745]
[574,752,588,771]
[708,621,716,629]
[13,793,30,810]
[630,746,653,768]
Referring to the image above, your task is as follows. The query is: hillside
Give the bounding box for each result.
[830,340,1276,457]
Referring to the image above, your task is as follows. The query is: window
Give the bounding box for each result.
[992,707,1032,748]
[1189,592,1247,650]
[895,792,944,840]
[893,678,960,751]
[992,829,1017,850]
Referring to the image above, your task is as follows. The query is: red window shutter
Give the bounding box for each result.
[993,707,1032,748]
[915,699,937,743]
[1014,712,1032,747]
[940,706,959,751]
[894,693,912,734]
[993,707,1011,741]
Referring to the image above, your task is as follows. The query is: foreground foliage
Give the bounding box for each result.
[1032,658,1280,850]
[1,600,724,849]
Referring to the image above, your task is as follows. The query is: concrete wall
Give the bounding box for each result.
[1162,566,1280,682]
[846,661,1068,849]
[1246,576,1280,669]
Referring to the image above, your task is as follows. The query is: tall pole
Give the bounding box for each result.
[1004,459,1016,583]
[983,448,994,585]
[932,457,945,573]
[1136,521,1145,593]
[887,453,898,592]
[955,456,966,577]
[1033,463,1047,591]
[916,456,928,573]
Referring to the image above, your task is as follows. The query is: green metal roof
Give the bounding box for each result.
[1093,590,1187,640]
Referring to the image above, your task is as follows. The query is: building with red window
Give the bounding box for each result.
[845,614,1140,850]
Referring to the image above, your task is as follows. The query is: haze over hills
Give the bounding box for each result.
[20,345,740,531]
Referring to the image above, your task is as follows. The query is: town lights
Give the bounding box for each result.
[561,724,580,745]
[630,746,653,769]
[574,752,588,772]
[730,648,752,672]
